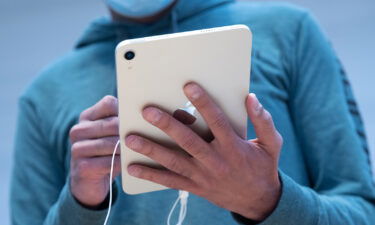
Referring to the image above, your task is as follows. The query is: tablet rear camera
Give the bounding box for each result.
[124,51,135,60]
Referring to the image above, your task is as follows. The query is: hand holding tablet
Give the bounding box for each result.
[116,25,252,194]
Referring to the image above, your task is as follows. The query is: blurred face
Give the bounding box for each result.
[106,0,177,19]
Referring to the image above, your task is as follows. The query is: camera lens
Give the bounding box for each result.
[124,51,135,60]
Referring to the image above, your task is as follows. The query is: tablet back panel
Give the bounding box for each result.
[116,25,252,194]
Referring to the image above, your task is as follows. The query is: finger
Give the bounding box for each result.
[183,83,237,143]
[246,94,283,152]
[142,107,214,164]
[70,116,119,143]
[75,156,121,178]
[127,164,197,192]
[125,135,195,179]
[79,95,118,122]
[71,136,120,159]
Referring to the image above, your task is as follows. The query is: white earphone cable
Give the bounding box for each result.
[103,140,120,225]
[102,139,189,225]
[167,190,189,225]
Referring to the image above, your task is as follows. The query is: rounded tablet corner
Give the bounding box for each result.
[122,183,140,195]
[236,24,253,40]
[115,40,132,56]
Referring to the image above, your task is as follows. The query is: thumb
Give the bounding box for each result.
[245,93,283,152]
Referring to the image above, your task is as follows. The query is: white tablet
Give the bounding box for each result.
[115,25,252,194]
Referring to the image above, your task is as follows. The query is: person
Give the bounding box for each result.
[10,0,375,224]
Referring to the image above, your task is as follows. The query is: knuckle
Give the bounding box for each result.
[276,131,283,147]
[209,113,227,129]
[215,163,230,179]
[192,93,207,106]
[180,133,197,150]
[108,117,119,133]
[102,95,117,105]
[71,142,83,159]
[258,104,264,113]
[140,170,151,180]
[180,167,193,180]
[100,117,118,134]
[141,141,153,156]
[163,176,178,189]
[262,110,272,122]
[192,148,209,162]
[79,109,90,121]
[157,114,171,131]
[167,156,180,172]
[69,124,81,141]
[99,138,108,149]
[94,138,108,153]
[98,119,106,133]
[102,95,118,113]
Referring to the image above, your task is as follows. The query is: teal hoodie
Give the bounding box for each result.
[10,0,375,224]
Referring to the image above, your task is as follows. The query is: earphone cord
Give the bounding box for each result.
[102,140,189,225]
[103,140,120,225]
[167,190,189,225]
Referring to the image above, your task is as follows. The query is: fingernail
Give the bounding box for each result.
[184,83,202,100]
[125,135,142,149]
[250,93,262,115]
[143,107,162,123]
[128,165,141,177]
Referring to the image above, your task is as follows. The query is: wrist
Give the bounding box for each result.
[70,179,116,209]
[238,177,281,221]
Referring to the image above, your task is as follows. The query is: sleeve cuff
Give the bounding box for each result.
[232,171,319,225]
[231,212,261,224]
[55,181,118,224]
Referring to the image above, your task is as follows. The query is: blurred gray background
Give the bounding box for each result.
[0,0,374,224]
